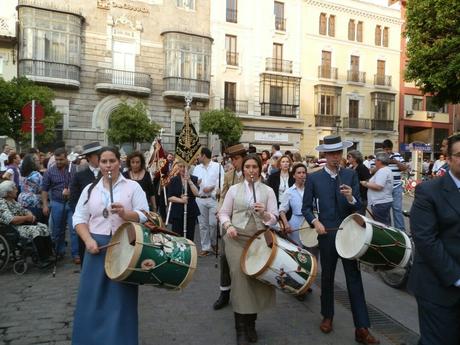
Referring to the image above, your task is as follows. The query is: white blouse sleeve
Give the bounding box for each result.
[130,181,149,223]
[72,185,91,227]
[218,185,237,224]
[264,187,279,226]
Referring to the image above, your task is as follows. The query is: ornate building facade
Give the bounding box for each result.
[16,0,212,152]
[0,0,17,82]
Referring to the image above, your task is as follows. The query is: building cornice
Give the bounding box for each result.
[305,0,403,25]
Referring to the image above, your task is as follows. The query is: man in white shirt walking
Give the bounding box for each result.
[193,147,224,256]
[0,144,11,174]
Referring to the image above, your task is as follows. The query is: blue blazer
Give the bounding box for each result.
[408,173,460,307]
[302,168,362,229]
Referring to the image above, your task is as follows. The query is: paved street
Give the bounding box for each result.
[0,197,419,345]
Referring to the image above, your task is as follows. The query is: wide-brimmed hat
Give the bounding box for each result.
[81,142,102,156]
[315,135,353,152]
[225,143,247,157]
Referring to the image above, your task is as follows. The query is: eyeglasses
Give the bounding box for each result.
[451,152,460,158]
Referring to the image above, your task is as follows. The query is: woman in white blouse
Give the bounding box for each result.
[219,154,278,345]
[72,146,148,345]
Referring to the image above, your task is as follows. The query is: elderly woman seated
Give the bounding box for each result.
[0,180,53,267]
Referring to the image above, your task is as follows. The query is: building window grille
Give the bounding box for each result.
[259,73,300,117]
[226,0,237,23]
[348,19,355,41]
[357,21,363,42]
[176,0,194,10]
[375,25,382,46]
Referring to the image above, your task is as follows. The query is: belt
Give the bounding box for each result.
[197,195,211,199]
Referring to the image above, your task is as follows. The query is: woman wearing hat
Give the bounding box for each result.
[302,135,380,344]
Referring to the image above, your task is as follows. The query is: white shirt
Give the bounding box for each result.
[367,166,393,206]
[89,166,100,178]
[193,161,224,197]
[0,152,8,171]
[73,174,148,235]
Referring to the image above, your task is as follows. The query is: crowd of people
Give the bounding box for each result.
[0,133,458,345]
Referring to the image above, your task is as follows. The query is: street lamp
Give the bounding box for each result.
[335,118,342,135]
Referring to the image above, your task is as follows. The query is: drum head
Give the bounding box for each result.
[105,222,141,280]
[299,221,318,247]
[242,231,275,276]
[336,214,372,260]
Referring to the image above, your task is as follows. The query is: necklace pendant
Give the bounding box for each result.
[103,208,109,218]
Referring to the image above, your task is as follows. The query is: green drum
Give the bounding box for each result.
[336,214,412,270]
[105,222,197,290]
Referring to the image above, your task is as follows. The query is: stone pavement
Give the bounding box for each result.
[0,241,419,345]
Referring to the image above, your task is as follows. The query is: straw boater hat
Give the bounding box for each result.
[81,142,102,156]
[225,143,247,157]
[315,135,353,152]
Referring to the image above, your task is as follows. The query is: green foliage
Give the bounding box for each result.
[106,101,160,146]
[200,108,243,149]
[0,77,62,147]
[405,0,460,105]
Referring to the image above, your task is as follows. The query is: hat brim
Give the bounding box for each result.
[315,141,353,152]
[227,149,247,157]
[81,146,102,156]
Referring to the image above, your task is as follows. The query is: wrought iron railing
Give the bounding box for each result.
[261,103,298,117]
[266,58,293,73]
[342,117,371,129]
[275,17,286,31]
[347,70,366,83]
[374,74,392,87]
[315,115,341,127]
[19,59,80,82]
[220,99,248,114]
[163,77,210,95]
[96,68,151,89]
[226,8,237,23]
[371,119,394,131]
[318,65,338,80]
[226,52,238,66]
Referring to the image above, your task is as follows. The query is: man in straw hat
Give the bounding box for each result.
[302,135,380,344]
[69,141,102,265]
[213,143,247,310]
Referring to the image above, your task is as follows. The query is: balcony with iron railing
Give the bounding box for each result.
[347,70,366,84]
[226,8,237,23]
[315,115,341,127]
[261,103,298,118]
[266,58,293,74]
[220,99,248,114]
[19,59,80,88]
[226,51,239,66]
[342,117,371,130]
[95,68,152,96]
[275,17,286,31]
[371,119,394,131]
[163,76,210,100]
[318,65,338,80]
[374,74,392,87]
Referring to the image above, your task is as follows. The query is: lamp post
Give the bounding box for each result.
[335,117,342,135]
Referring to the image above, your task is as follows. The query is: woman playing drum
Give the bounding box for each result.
[218,154,278,345]
[72,146,149,345]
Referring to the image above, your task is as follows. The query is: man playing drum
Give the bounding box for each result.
[213,143,247,310]
[301,135,380,344]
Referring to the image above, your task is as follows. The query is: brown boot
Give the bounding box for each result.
[319,318,333,333]
[355,328,380,344]
[234,313,249,345]
[245,314,258,343]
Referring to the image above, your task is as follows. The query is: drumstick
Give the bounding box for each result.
[288,226,343,234]
[108,170,114,203]
[251,175,257,203]
[98,241,120,250]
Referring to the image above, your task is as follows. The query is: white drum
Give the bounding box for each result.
[241,230,317,296]
[298,220,318,247]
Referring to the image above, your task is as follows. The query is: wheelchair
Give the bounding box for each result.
[0,223,53,275]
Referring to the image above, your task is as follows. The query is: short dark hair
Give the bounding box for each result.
[347,150,364,164]
[272,144,280,151]
[7,152,18,165]
[382,139,393,149]
[291,162,307,176]
[54,147,67,157]
[201,147,212,159]
[126,151,146,170]
[242,154,262,177]
[27,148,39,154]
[248,145,257,154]
[447,133,460,157]
[20,154,39,177]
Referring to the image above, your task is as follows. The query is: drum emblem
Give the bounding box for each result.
[141,259,156,270]
[297,253,308,264]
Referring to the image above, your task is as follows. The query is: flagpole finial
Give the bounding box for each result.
[185,93,193,112]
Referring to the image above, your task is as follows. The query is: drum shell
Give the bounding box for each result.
[336,214,412,270]
[241,230,317,296]
[105,222,197,290]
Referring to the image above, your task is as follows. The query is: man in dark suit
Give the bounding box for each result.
[409,133,460,345]
[302,135,379,344]
[69,142,101,265]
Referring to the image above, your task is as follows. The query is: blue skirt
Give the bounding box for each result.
[72,234,138,345]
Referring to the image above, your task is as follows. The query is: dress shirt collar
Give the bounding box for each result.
[324,165,339,178]
[448,170,460,189]
[89,165,100,177]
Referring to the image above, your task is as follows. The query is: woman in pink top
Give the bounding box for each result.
[72,146,148,345]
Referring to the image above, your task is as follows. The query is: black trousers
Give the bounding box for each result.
[171,216,196,242]
[318,232,370,328]
[219,239,231,288]
[417,296,460,345]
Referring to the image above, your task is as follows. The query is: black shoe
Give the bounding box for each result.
[245,314,258,343]
[213,290,230,310]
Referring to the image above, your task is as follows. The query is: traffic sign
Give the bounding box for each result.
[22,101,44,121]
[21,122,45,134]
